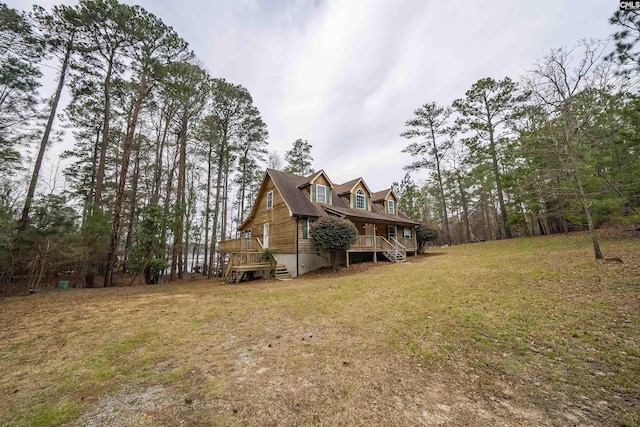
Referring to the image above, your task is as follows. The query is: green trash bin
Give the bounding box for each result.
[56,280,69,290]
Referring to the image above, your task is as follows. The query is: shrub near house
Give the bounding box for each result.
[310,216,357,271]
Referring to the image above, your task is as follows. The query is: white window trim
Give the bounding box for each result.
[304,218,315,239]
[316,184,327,203]
[267,191,273,209]
[387,199,395,214]
[355,189,366,210]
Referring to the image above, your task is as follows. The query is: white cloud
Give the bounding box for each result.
[7,0,618,192]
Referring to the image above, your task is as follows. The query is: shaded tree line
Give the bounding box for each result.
[396,15,640,259]
[0,0,275,292]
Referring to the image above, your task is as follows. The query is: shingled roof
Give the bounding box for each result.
[371,189,395,202]
[240,169,419,229]
[334,177,372,196]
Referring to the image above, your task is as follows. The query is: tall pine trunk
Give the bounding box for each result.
[457,175,472,242]
[94,54,115,208]
[152,105,173,205]
[171,117,188,281]
[208,143,225,278]
[104,72,148,286]
[123,140,141,272]
[488,125,511,239]
[19,38,73,231]
[161,153,178,271]
[203,142,213,275]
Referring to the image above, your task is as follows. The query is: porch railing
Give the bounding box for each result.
[396,237,416,250]
[349,235,416,252]
[350,235,380,250]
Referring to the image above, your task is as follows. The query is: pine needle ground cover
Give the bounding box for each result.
[1,233,638,426]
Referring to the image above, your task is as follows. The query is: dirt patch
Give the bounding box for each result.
[70,383,226,427]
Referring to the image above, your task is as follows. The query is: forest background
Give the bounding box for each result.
[0,1,638,292]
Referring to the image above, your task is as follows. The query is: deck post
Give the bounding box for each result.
[346,252,350,267]
[373,223,377,262]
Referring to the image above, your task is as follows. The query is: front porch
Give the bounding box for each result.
[218,231,418,280]
[347,235,417,266]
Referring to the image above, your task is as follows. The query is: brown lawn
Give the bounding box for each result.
[1,232,639,426]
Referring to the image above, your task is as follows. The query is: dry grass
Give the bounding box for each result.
[0,232,638,426]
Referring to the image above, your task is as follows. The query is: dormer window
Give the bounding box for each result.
[315,184,328,203]
[355,189,366,210]
[386,199,395,214]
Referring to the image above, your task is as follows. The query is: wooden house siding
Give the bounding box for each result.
[312,174,331,187]
[351,220,367,235]
[240,176,296,253]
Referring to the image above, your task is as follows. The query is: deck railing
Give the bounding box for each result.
[228,252,269,266]
[349,235,417,252]
[218,237,262,253]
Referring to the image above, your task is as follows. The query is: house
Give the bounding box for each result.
[218,168,419,281]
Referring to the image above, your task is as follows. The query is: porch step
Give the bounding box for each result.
[226,270,245,283]
[382,250,406,263]
[275,264,292,280]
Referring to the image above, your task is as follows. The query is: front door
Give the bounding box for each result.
[387,225,397,241]
[364,223,375,248]
[263,223,270,248]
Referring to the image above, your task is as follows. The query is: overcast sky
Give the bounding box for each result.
[9,0,618,191]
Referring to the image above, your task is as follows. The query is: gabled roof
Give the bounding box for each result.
[239,169,419,230]
[297,169,334,189]
[269,168,326,217]
[240,169,323,229]
[335,177,373,196]
[371,188,397,202]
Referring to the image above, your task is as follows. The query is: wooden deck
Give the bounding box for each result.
[225,263,291,283]
[217,238,292,282]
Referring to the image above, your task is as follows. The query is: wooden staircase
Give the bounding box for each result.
[275,264,292,280]
[381,249,406,263]
[380,237,406,263]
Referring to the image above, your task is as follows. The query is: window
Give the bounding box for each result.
[266,191,273,209]
[403,227,412,239]
[387,226,396,240]
[303,218,315,239]
[355,189,366,210]
[315,184,327,203]
[387,199,395,214]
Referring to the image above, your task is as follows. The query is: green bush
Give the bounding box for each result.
[416,223,438,252]
[311,216,357,270]
[260,247,276,263]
